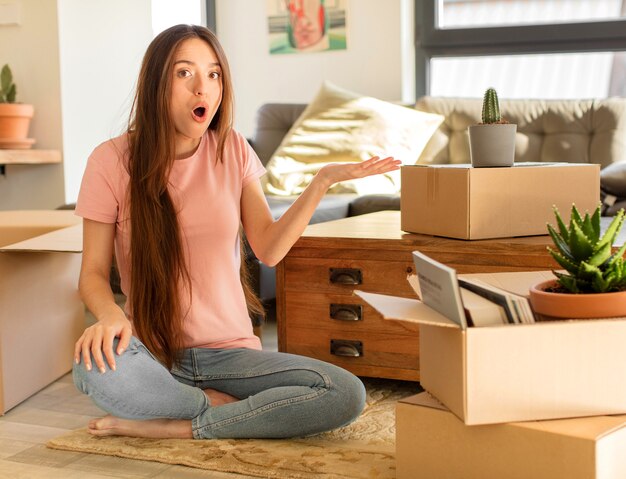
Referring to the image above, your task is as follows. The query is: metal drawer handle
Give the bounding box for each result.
[330,303,362,321]
[330,339,363,357]
[329,268,362,285]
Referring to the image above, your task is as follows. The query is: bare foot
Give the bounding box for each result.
[88,415,192,439]
[203,388,239,406]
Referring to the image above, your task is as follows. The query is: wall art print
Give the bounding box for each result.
[267,0,347,55]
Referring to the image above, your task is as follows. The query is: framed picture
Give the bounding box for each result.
[267,0,348,55]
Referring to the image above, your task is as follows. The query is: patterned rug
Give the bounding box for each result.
[46,378,419,479]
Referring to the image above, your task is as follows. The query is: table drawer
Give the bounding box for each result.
[285,326,420,380]
[283,258,416,296]
[285,292,420,335]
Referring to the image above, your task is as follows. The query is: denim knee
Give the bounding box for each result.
[331,368,367,427]
[72,336,125,395]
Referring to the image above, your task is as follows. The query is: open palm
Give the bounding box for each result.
[317,156,402,186]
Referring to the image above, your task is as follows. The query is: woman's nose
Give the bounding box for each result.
[193,77,207,96]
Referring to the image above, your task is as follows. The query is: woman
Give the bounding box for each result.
[72,24,400,440]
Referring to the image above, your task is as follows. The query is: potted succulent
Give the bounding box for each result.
[0,64,35,149]
[529,203,626,319]
[468,87,516,167]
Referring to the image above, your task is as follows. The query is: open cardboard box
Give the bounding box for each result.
[357,270,626,425]
[400,163,600,239]
[396,392,626,479]
[0,211,84,414]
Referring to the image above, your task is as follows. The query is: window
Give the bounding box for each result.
[438,0,626,29]
[417,0,626,99]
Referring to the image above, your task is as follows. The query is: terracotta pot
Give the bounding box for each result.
[0,103,34,139]
[529,279,626,319]
[468,123,516,168]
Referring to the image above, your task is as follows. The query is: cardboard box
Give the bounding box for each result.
[357,270,626,425]
[400,163,600,239]
[0,211,83,414]
[396,392,626,479]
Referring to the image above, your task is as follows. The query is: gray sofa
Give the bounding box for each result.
[249,97,626,303]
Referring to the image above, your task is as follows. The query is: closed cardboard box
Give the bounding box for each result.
[400,163,600,239]
[397,392,626,479]
[0,211,83,414]
[357,270,626,425]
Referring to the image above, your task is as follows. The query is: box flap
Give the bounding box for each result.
[0,210,81,248]
[512,415,626,441]
[399,391,448,410]
[355,290,460,328]
[0,224,82,253]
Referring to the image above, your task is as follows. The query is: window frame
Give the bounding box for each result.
[416,0,626,96]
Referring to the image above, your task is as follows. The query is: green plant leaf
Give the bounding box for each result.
[553,271,580,293]
[580,261,602,277]
[548,247,579,274]
[0,64,11,95]
[570,204,584,228]
[6,83,15,103]
[591,273,610,293]
[553,206,570,242]
[590,204,601,242]
[568,220,594,261]
[581,212,595,239]
[588,241,612,266]
[597,209,625,251]
[547,224,574,261]
[608,242,626,267]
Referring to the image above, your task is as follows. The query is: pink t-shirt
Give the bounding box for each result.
[75,129,265,350]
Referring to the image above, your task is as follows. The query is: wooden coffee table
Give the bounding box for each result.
[275,210,570,381]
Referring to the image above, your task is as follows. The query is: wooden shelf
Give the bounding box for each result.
[0,149,61,165]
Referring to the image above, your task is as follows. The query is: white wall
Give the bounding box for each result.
[58,0,153,204]
[0,0,65,210]
[216,0,413,137]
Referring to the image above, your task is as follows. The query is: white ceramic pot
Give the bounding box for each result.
[468,123,517,168]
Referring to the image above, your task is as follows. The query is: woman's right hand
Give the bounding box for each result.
[74,313,132,373]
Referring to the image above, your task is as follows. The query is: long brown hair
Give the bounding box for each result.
[127,24,263,369]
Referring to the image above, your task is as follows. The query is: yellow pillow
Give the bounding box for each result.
[262,82,444,196]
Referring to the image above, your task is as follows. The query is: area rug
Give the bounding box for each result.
[46,378,419,479]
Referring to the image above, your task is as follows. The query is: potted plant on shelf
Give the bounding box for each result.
[0,64,35,149]
[529,203,626,319]
[468,87,516,168]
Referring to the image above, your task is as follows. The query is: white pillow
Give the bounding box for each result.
[262,82,445,196]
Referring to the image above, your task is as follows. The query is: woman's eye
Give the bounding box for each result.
[176,69,191,78]
[209,71,221,80]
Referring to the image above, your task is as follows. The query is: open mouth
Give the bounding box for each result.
[193,106,207,120]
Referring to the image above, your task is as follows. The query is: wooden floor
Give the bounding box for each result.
[0,305,279,479]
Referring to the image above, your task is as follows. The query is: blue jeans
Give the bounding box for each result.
[73,336,366,439]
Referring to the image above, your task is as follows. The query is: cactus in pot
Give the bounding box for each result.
[547,204,626,294]
[529,203,626,319]
[468,87,516,167]
[0,63,35,147]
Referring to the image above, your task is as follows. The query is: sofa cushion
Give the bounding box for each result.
[261,82,444,196]
[252,103,307,166]
[414,97,626,168]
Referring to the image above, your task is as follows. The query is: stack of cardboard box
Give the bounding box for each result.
[362,164,626,477]
[359,271,626,478]
[0,211,83,414]
[359,269,626,478]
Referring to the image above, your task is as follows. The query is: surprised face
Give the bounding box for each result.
[170,37,223,158]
